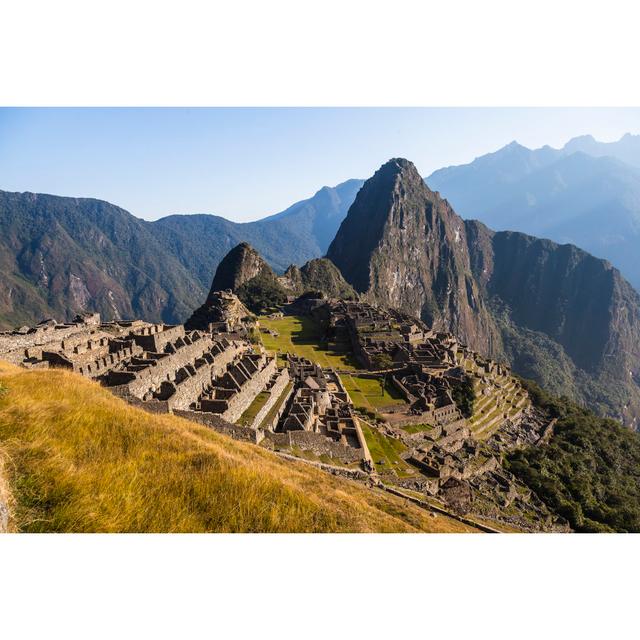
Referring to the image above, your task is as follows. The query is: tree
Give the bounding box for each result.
[372,353,394,371]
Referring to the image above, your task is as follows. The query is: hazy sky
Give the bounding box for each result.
[1,107,639,222]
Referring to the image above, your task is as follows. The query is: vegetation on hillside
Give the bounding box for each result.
[371,353,394,370]
[0,361,475,533]
[237,272,289,314]
[0,190,205,329]
[494,301,632,421]
[451,373,475,418]
[296,258,357,300]
[505,379,640,533]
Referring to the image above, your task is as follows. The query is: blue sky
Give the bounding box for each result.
[1,107,639,222]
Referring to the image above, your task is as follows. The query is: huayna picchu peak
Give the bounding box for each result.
[327,158,640,427]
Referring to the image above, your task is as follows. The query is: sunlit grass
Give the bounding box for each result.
[400,423,434,434]
[359,422,415,478]
[341,374,406,409]
[258,315,361,370]
[0,361,475,533]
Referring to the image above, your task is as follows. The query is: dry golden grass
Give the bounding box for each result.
[0,361,477,533]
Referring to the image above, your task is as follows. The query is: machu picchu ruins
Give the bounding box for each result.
[0,252,568,532]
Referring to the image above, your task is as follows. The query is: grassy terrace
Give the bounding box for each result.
[400,423,434,434]
[359,421,415,477]
[340,374,406,411]
[258,381,293,430]
[469,376,529,440]
[258,315,361,370]
[459,356,531,439]
[238,391,271,426]
[0,361,477,533]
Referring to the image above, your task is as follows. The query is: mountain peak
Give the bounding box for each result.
[364,158,426,194]
[377,157,420,176]
[563,134,598,153]
[496,140,530,155]
[326,157,496,351]
[207,242,272,297]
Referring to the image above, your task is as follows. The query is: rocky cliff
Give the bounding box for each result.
[427,141,640,292]
[207,242,275,294]
[327,158,640,426]
[327,158,498,353]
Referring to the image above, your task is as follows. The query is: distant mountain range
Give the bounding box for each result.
[0,179,363,328]
[3,134,640,329]
[427,133,640,290]
[152,178,364,284]
[156,131,640,293]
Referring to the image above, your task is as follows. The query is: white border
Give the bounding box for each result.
[1,0,639,106]
[1,533,639,639]
[1,1,639,637]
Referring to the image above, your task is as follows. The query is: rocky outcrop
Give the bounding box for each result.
[208,242,274,293]
[327,158,640,426]
[202,243,356,315]
[199,243,287,314]
[281,258,357,300]
[185,290,251,331]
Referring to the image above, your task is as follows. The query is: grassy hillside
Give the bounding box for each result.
[0,362,475,533]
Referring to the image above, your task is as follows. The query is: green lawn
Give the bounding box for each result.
[340,374,406,411]
[359,422,414,477]
[400,423,434,434]
[258,381,293,430]
[258,315,361,370]
[238,391,271,425]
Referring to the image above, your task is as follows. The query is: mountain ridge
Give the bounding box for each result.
[427,135,640,290]
[0,179,364,328]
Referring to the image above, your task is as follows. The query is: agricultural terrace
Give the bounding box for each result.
[461,357,530,440]
[358,420,415,477]
[340,373,406,411]
[258,315,360,370]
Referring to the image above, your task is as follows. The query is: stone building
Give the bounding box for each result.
[273,355,372,464]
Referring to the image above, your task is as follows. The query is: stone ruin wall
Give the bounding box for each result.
[220,357,278,423]
[258,381,295,433]
[0,323,103,365]
[389,372,416,404]
[43,341,143,378]
[262,429,366,464]
[113,337,243,399]
[163,359,220,411]
[246,368,291,430]
[173,409,263,444]
[110,385,171,414]
[131,324,186,352]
